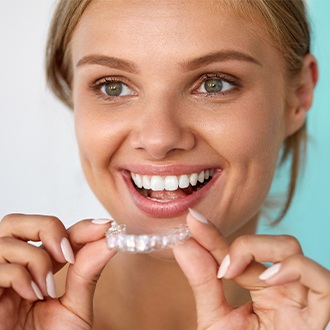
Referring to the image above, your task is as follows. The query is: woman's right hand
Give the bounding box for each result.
[0,214,116,330]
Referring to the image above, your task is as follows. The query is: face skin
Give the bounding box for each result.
[70,0,295,237]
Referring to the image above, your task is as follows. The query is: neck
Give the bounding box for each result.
[93,252,197,330]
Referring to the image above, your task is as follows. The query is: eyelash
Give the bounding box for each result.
[90,77,136,101]
[89,72,240,101]
[193,73,240,97]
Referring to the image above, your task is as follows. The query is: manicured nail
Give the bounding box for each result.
[259,263,282,280]
[46,272,57,298]
[217,254,230,279]
[60,237,75,264]
[92,218,112,225]
[188,208,208,224]
[31,281,44,300]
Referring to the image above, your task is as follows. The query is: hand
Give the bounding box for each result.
[0,214,115,330]
[173,210,330,330]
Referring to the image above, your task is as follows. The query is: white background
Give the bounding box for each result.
[0,0,109,227]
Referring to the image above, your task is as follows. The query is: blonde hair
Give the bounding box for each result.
[45,0,311,222]
[46,0,92,109]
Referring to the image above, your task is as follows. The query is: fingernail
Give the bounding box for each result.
[217,254,230,279]
[46,272,57,298]
[91,218,112,225]
[259,263,282,280]
[60,237,75,264]
[188,208,208,224]
[31,281,44,300]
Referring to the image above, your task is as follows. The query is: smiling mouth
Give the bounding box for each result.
[131,169,216,202]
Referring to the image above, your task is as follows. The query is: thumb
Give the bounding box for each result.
[60,238,116,324]
[173,238,232,327]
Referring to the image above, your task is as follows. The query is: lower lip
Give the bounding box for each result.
[122,170,221,218]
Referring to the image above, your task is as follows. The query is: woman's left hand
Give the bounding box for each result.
[173,210,330,330]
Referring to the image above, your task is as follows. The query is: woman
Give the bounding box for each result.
[0,0,329,329]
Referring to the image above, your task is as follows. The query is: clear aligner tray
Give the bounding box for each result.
[106,222,191,253]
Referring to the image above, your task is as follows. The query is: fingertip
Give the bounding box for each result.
[31,281,44,301]
[68,218,113,250]
[73,237,116,275]
[188,208,209,224]
[91,218,113,225]
[46,271,57,298]
[217,254,231,279]
[259,263,282,281]
[60,237,75,264]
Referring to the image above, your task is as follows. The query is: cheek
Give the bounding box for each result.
[208,103,285,168]
[203,99,286,234]
[73,95,127,175]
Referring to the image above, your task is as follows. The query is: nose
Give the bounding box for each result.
[129,98,195,160]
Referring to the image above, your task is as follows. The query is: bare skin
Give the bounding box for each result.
[0,1,329,329]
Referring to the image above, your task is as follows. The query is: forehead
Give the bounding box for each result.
[70,0,276,69]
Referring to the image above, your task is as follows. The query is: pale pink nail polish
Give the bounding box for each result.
[259,263,282,280]
[46,272,57,298]
[92,218,112,225]
[217,254,230,278]
[188,208,208,224]
[60,237,75,264]
[31,281,44,300]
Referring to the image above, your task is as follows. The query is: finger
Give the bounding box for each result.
[187,209,228,263]
[51,218,114,274]
[49,218,113,274]
[0,263,44,301]
[60,238,116,323]
[0,237,55,298]
[67,218,113,251]
[187,209,266,289]
[259,255,330,330]
[173,238,232,327]
[59,219,115,321]
[223,234,302,280]
[0,214,70,264]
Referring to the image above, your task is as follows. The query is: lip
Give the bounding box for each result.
[121,166,222,218]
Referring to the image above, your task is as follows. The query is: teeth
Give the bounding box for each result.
[189,173,198,186]
[150,176,165,191]
[164,176,179,191]
[178,175,190,189]
[134,174,143,188]
[131,169,215,191]
[142,175,151,189]
[198,171,204,183]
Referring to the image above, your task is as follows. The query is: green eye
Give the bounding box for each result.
[100,81,134,97]
[104,82,123,96]
[197,77,235,94]
[204,78,223,93]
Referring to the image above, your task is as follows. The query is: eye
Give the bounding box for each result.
[196,76,236,95]
[100,80,135,97]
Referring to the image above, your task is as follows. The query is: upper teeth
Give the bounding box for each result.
[131,169,215,191]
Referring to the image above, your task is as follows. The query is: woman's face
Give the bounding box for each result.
[71,0,292,236]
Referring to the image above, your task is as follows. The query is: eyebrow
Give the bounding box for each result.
[76,55,139,74]
[179,50,261,71]
[76,50,260,74]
